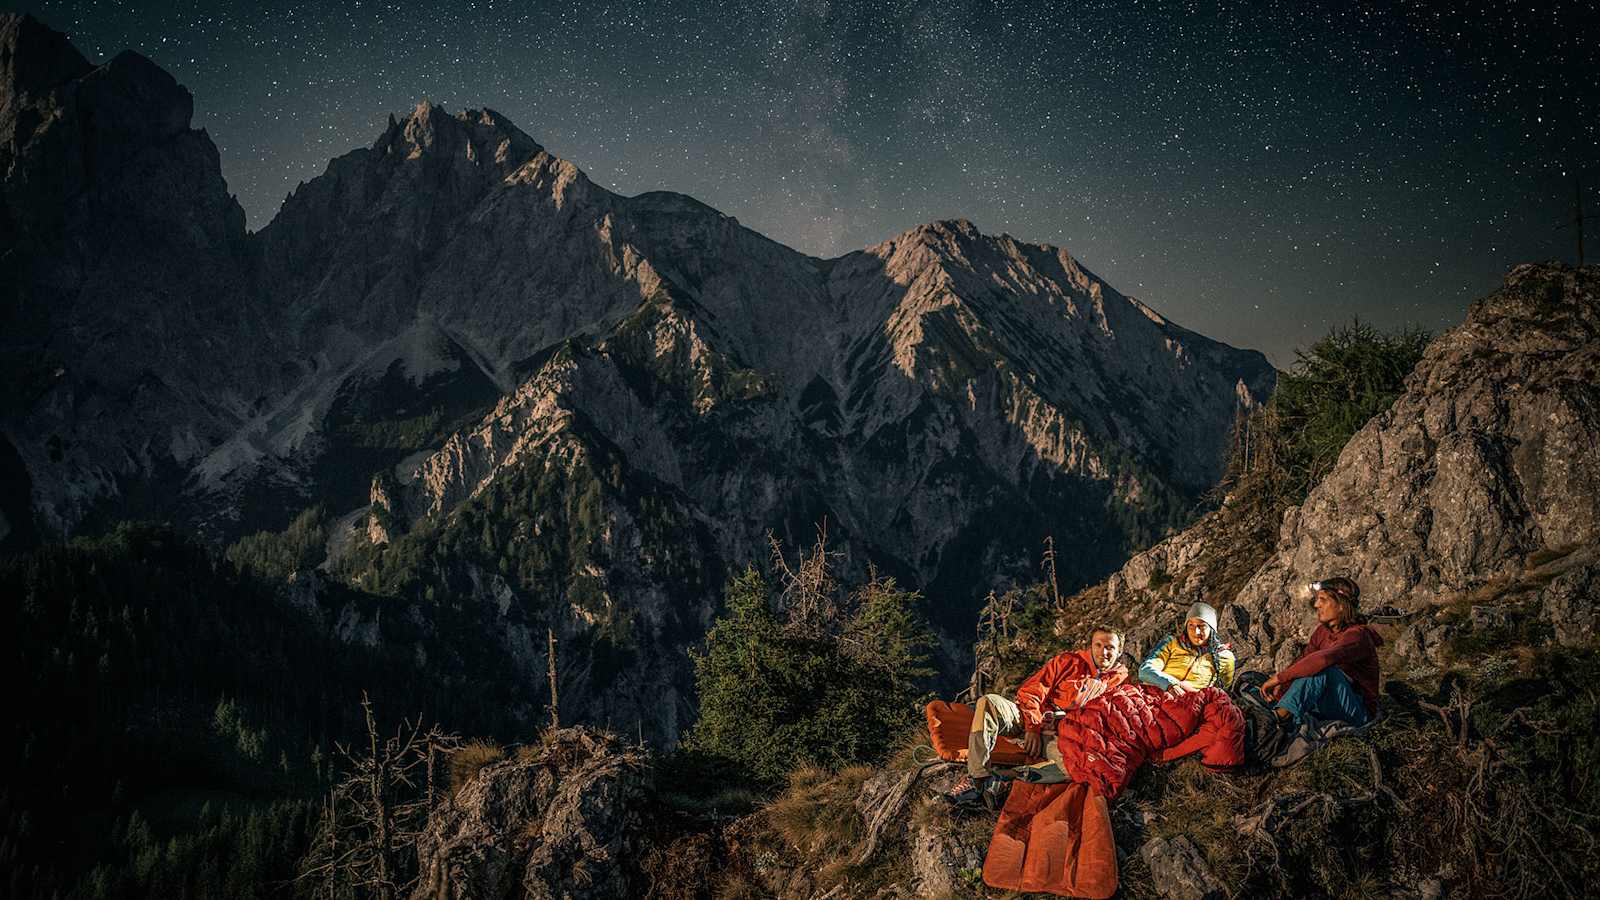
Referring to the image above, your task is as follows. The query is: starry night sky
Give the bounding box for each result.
[17,0,1599,365]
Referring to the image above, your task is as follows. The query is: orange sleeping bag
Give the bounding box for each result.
[923,700,1029,766]
[925,700,1118,898]
[983,781,1118,899]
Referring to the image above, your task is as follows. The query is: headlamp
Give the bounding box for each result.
[1307,580,1327,609]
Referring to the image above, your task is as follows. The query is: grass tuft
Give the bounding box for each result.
[448,740,505,794]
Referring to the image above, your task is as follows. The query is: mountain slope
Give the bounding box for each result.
[1064,262,1598,677]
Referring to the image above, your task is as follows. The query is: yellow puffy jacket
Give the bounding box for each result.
[1138,634,1236,690]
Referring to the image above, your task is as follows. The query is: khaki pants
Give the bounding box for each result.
[967,693,1068,783]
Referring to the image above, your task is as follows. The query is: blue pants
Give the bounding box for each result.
[1276,667,1369,727]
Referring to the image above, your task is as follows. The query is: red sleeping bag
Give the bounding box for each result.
[1053,681,1244,799]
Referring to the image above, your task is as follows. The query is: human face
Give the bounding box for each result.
[1089,631,1121,670]
[1312,590,1345,627]
[1185,618,1212,646]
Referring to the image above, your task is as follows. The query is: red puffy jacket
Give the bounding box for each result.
[1052,683,1244,799]
[1014,649,1130,734]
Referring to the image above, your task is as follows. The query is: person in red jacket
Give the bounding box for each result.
[947,626,1128,808]
[1259,576,1382,729]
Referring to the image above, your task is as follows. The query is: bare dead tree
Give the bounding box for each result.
[768,521,842,637]
[298,693,462,900]
[548,626,561,731]
[966,588,1023,701]
[1558,173,1596,266]
[977,590,1000,650]
[1041,535,1061,610]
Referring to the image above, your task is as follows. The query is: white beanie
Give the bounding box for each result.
[1185,601,1218,633]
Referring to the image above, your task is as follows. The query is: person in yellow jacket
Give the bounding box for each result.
[1138,601,1236,695]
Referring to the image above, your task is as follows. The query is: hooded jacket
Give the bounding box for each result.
[1275,622,1384,716]
[1138,634,1237,690]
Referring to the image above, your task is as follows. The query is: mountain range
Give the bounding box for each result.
[1,14,1274,741]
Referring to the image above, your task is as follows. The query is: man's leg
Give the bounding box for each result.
[1015,726,1070,784]
[967,693,1024,778]
[1276,668,1369,727]
[1274,671,1326,725]
[1309,667,1370,726]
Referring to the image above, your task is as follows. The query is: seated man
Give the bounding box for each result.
[1138,601,1237,694]
[1254,576,1382,753]
[947,626,1128,808]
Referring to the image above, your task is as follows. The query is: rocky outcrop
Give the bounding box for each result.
[903,766,988,896]
[1085,263,1599,670]
[411,729,651,900]
[1097,505,1253,655]
[1228,263,1599,670]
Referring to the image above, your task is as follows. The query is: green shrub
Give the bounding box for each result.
[682,563,934,784]
[1225,321,1430,508]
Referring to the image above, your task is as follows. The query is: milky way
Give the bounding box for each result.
[23,0,1599,364]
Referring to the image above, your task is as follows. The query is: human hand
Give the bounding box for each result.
[1076,678,1107,707]
[1260,676,1282,701]
[1023,730,1043,759]
[1166,681,1195,697]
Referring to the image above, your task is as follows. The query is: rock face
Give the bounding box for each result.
[1070,489,1288,670]
[1,13,264,537]
[1087,263,1599,671]
[1228,263,1599,670]
[904,766,987,896]
[411,729,651,900]
[1140,835,1226,900]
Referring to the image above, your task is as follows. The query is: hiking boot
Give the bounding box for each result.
[981,775,1012,811]
[1270,727,1320,768]
[944,774,988,808]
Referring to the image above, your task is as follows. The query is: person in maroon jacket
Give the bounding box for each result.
[1259,576,1382,728]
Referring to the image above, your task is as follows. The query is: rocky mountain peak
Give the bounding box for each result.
[0,13,91,107]
[5,21,1280,745]
[1,14,233,245]
[372,98,543,172]
[79,50,198,148]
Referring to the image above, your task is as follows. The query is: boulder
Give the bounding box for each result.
[411,728,650,900]
[1140,835,1226,900]
[906,766,985,896]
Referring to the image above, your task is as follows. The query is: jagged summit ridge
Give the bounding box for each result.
[375,98,543,161]
[1,15,1273,547]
